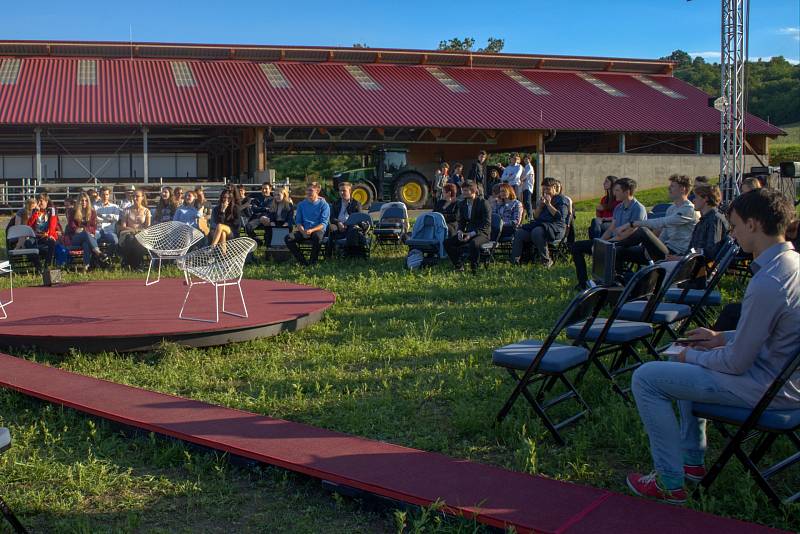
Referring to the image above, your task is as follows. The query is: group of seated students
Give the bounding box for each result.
[570,173,734,290]
[433,176,572,272]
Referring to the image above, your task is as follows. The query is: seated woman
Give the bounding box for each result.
[118,189,151,270]
[26,193,60,270]
[10,198,37,249]
[492,183,523,240]
[510,177,569,267]
[433,183,459,236]
[154,186,176,224]
[210,188,243,249]
[261,187,295,249]
[65,192,109,271]
[589,175,620,239]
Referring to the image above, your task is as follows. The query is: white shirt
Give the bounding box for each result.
[95,202,122,235]
[521,163,535,192]
[338,201,349,224]
[119,199,134,210]
[501,164,523,186]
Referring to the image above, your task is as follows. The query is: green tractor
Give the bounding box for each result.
[332,148,430,209]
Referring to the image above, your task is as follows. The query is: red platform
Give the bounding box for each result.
[0,353,785,534]
[0,279,335,352]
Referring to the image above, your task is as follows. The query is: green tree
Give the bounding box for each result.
[437,37,504,53]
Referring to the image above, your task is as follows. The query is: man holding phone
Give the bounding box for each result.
[626,188,800,504]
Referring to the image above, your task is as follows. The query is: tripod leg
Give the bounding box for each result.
[0,494,28,534]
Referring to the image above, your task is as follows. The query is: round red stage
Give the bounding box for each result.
[0,278,335,353]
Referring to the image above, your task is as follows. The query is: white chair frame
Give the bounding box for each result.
[135,221,205,285]
[0,261,12,320]
[176,237,256,323]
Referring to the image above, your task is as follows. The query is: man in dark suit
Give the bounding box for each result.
[444,181,492,273]
[467,150,487,197]
[326,181,363,256]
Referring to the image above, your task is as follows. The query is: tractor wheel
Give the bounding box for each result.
[351,182,375,209]
[394,173,429,209]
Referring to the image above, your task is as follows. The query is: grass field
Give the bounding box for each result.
[0,195,798,532]
[774,123,800,146]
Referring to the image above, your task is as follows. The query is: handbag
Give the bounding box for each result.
[197,216,210,236]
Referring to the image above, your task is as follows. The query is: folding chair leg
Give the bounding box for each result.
[517,383,566,446]
[0,494,27,534]
[749,433,778,466]
[496,369,526,423]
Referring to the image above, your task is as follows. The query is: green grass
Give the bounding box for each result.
[0,213,798,533]
[774,123,800,146]
[574,186,670,213]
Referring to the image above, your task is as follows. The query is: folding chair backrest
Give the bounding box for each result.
[738,345,800,433]
[490,213,503,242]
[659,253,706,300]
[530,286,609,368]
[674,239,738,305]
[379,207,407,226]
[609,263,666,323]
[6,224,35,241]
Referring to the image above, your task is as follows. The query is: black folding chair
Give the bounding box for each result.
[665,241,740,333]
[0,427,28,533]
[372,205,409,248]
[618,253,706,348]
[494,287,609,445]
[331,212,373,259]
[692,345,800,506]
[479,213,503,267]
[570,263,666,402]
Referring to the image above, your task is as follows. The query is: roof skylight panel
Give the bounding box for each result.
[425,67,466,93]
[170,61,196,87]
[259,63,290,88]
[634,75,685,99]
[503,70,550,95]
[577,72,625,97]
[344,65,381,90]
[0,58,21,85]
[77,60,97,86]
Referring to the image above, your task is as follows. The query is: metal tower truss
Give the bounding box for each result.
[719,0,748,204]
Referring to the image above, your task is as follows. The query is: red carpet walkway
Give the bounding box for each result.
[0,353,785,534]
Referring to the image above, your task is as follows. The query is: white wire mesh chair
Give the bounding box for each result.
[135,221,205,285]
[176,237,256,323]
[0,261,12,320]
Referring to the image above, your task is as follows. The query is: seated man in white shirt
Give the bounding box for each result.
[94,186,122,251]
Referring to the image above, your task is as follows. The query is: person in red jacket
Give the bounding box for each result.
[65,192,109,271]
[26,193,59,270]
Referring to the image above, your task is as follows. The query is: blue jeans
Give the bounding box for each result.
[521,190,533,221]
[98,230,118,248]
[632,361,750,489]
[70,231,99,265]
[589,218,611,240]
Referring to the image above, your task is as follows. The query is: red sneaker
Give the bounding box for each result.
[626,472,687,505]
[684,464,706,483]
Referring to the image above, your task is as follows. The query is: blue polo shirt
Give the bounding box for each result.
[294,198,330,232]
[612,198,647,236]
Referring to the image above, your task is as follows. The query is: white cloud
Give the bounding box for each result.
[753,56,799,65]
[689,51,721,60]
[777,27,800,41]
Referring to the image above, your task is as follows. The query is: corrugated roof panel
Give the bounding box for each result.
[577,72,625,97]
[0,56,783,136]
[0,58,21,84]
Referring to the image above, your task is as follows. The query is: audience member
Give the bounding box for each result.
[433,162,450,200]
[65,192,109,271]
[740,176,763,194]
[245,182,274,246]
[260,187,294,250]
[510,177,569,267]
[665,184,729,262]
[95,186,122,251]
[500,153,522,199]
[467,150,488,195]
[285,182,330,266]
[493,183,523,241]
[443,181,491,274]
[570,177,647,290]
[86,188,99,207]
[26,193,59,269]
[194,185,213,227]
[118,189,151,270]
[486,167,501,199]
[174,190,202,230]
[448,163,465,190]
[687,175,709,202]
[118,185,136,210]
[210,188,243,249]
[11,198,37,250]
[590,176,620,239]
[627,188,800,504]
[434,183,460,236]
[520,154,535,220]
[154,187,176,223]
[614,174,697,264]
[327,181,363,255]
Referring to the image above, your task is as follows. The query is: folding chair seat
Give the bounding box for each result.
[692,345,800,506]
[664,288,721,306]
[5,225,40,274]
[494,286,609,445]
[479,213,503,267]
[618,301,691,324]
[569,263,667,401]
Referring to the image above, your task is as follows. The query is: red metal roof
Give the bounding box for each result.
[0,56,783,135]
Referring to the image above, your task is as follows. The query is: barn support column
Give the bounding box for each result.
[618,133,626,154]
[34,127,42,184]
[696,134,704,155]
[535,131,544,204]
[143,127,149,184]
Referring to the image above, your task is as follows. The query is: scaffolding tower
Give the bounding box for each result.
[719,0,748,204]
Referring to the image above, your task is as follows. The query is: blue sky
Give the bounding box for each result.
[4,0,799,63]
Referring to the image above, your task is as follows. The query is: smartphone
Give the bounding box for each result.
[674,337,697,345]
